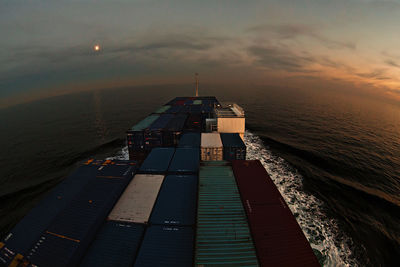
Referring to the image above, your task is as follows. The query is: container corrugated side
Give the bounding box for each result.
[195,165,259,266]
[134,226,194,267]
[201,133,223,161]
[139,148,175,174]
[149,175,197,226]
[108,174,164,224]
[168,148,199,174]
[79,221,145,267]
[25,163,136,267]
[177,132,201,148]
[0,160,136,266]
[220,133,246,160]
[232,160,320,267]
[193,100,202,105]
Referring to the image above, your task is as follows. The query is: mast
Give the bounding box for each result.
[195,73,199,97]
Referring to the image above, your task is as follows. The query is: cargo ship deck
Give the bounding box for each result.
[0,96,320,267]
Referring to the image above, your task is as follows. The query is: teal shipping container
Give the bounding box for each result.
[195,162,259,266]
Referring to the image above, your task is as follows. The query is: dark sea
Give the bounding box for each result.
[0,84,399,266]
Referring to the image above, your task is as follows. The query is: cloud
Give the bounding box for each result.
[247,24,356,50]
[247,45,317,72]
[355,68,391,80]
[385,59,400,68]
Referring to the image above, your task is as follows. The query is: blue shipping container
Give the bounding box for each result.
[134,226,194,267]
[220,133,246,160]
[163,114,188,146]
[149,175,198,226]
[0,160,136,266]
[144,114,175,149]
[139,148,175,174]
[80,221,145,267]
[168,148,200,174]
[25,165,135,267]
[177,132,201,148]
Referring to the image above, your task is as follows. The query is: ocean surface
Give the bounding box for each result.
[0,84,399,266]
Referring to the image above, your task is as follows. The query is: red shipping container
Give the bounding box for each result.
[232,160,320,267]
[175,100,185,105]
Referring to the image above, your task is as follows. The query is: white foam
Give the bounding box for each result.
[244,131,360,267]
[106,145,129,160]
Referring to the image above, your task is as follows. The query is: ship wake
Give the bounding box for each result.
[245,131,359,267]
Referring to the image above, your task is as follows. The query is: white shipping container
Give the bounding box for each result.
[201,133,223,161]
[217,117,245,140]
[108,174,164,224]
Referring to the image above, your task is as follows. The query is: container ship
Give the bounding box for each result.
[0,94,320,267]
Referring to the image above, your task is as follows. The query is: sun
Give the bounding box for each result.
[94,44,100,51]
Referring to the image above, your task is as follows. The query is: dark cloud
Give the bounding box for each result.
[248,45,315,72]
[248,24,356,50]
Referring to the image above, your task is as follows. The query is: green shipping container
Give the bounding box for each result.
[154,105,171,114]
[195,164,259,266]
[193,100,202,105]
[131,114,159,131]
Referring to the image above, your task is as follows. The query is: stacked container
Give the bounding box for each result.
[168,148,200,174]
[138,148,175,174]
[200,133,223,161]
[163,113,187,146]
[177,132,201,148]
[108,174,165,224]
[80,173,165,267]
[3,160,137,267]
[232,160,320,266]
[220,133,246,160]
[127,115,159,160]
[195,161,258,266]
[145,114,174,149]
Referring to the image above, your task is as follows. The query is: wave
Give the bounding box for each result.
[244,131,360,267]
[256,133,400,208]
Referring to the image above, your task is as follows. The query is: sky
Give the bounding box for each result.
[1,0,400,108]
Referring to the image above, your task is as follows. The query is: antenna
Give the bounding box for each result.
[195,73,199,97]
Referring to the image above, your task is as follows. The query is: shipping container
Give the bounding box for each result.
[167,105,184,113]
[128,149,149,163]
[166,97,186,105]
[149,175,197,226]
[231,160,320,267]
[175,100,185,105]
[24,163,135,267]
[177,132,201,148]
[193,100,202,105]
[195,165,259,266]
[163,114,188,146]
[200,133,223,161]
[127,114,160,151]
[154,105,171,114]
[134,226,194,267]
[139,148,175,174]
[145,114,175,148]
[108,174,164,224]
[220,133,246,160]
[0,160,136,266]
[80,221,145,267]
[184,114,202,132]
[168,148,200,174]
